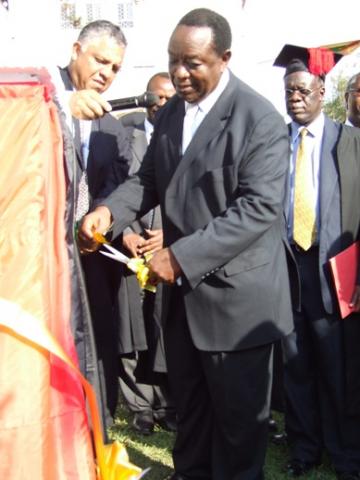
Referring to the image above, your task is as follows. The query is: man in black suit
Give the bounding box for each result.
[345,72,360,128]
[273,44,360,480]
[117,72,177,436]
[58,20,131,429]
[79,8,293,480]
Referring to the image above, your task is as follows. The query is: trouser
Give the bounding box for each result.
[283,246,360,473]
[119,354,174,420]
[164,288,273,480]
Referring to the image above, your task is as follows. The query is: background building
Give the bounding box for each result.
[1,0,360,116]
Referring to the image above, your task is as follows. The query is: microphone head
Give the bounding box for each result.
[138,91,160,108]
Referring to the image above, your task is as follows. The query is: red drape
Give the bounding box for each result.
[0,76,96,479]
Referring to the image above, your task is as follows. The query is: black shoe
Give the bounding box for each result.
[285,459,320,477]
[271,431,288,446]
[155,415,177,432]
[268,417,278,432]
[165,474,189,480]
[132,412,154,435]
[337,472,360,480]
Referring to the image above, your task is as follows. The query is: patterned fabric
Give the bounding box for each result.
[75,170,90,222]
[293,128,317,250]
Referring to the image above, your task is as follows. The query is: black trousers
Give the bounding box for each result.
[283,246,360,473]
[164,288,273,480]
[119,353,174,419]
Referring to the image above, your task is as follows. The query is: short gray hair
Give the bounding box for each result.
[77,20,127,48]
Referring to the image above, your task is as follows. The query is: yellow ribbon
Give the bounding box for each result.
[0,299,144,480]
[93,232,156,293]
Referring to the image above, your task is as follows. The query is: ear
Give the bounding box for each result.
[221,49,232,71]
[71,41,82,61]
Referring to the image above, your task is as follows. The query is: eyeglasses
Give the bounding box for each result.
[347,88,360,97]
[285,87,321,97]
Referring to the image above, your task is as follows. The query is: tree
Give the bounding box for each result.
[323,74,348,122]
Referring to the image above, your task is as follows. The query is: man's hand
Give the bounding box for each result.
[138,229,164,256]
[350,285,360,312]
[69,89,112,120]
[123,233,145,258]
[77,205,112,254]
[148,247,182,284]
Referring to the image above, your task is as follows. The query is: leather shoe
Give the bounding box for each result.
[271,431,288,446]
[286,459,320,477]
[337,472,360,480]
[155,415,177,432]
[132,412,154,435]
[165,474,189,480]
[268,417,278,432]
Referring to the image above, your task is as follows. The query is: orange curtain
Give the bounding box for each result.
[0,78,96,479]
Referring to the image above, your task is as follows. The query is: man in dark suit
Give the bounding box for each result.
[79,8,293,480]
[58,20,131,429]
[273,45,360,480]
[345,72,360,128]
[117,72,177,436]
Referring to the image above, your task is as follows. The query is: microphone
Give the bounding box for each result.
[108,92,160,111]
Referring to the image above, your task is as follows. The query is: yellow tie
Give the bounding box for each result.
[293,128,316,251]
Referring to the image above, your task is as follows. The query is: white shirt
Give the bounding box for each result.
[144,117,153,145]
[182,68,230,154]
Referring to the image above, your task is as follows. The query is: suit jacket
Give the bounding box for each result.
[58,66,131,424]
[103,70,294,352]
[58,67,130,202]
[285,116,360,414]
[284,116,360,313]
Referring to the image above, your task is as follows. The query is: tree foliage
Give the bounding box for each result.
[323,74,348,123]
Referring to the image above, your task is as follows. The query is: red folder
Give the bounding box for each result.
[329,241,360,319]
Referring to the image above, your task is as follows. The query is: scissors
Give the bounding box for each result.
[99,243,131,265]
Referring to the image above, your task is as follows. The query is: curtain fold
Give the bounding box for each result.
[0,74,96,480]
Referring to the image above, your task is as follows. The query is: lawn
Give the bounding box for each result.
[109,404,337,480]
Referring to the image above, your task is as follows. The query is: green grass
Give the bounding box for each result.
[109,406,337,480]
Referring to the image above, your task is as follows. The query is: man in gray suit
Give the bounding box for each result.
[79,8,293,480]
[117,72,177,436]
[274,45,360,480]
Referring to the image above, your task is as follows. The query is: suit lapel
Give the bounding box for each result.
[58,66,84,169]
[167,75,234,191]
[131,125,148,173]
[165,99,184,172]
[319,117,340,227]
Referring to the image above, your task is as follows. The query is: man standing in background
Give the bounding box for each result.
[117,72,177,436]
[58,19,131,430]
[345,72,360,128]
[274,44,360,480]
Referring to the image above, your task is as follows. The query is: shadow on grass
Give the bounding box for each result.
[108,401,174,480]
[109,406,337,480]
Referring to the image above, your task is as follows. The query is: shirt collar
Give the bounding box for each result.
[291,112,325,142]
[184,68,230,115]
[345,118,354,127]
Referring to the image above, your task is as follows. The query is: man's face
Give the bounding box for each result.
[284,71,325,126]
[345,76,360,128]
[146,76,175,124]
[168,25,230,104]
[70,35,125,93]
